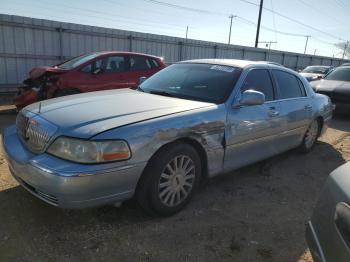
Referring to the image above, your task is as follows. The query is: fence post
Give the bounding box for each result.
[242,48,245,59]
[57,26,64,62]
[128,35,133,52]
[310,56,313,65]
[295,55,299,71]
[282,53,285,66]
[178,41,183,61]
[264,51,268,61]
[320,57,323,65]
[214,45,217,58]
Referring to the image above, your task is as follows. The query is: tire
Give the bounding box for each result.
[136,142,202,216]
[54,89,80,97]
[300,119,321,152]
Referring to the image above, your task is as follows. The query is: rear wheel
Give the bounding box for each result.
[54,89,80,97]
[136,143,201,216]
[300,119,320,152]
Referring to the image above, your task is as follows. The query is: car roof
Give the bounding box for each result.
[178,59,283,68]
[305,65,332,68]
[88,51,163,59]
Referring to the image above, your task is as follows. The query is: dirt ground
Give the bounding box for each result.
[1,107,350,262]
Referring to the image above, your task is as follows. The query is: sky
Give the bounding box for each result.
[0,0,349,58]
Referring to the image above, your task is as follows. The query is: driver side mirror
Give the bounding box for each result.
[239,90,265,106]
[138,76,147,85]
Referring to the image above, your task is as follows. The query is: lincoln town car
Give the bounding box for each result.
[2,59,333,216]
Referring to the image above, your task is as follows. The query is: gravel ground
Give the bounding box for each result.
[0,109,349,262]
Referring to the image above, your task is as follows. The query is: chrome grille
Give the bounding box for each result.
[16,111,57,153]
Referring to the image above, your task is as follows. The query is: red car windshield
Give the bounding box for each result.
[56,53,100,69]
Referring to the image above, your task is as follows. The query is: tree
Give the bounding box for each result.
[335,41,350,59]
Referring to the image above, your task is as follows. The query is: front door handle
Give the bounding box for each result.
[269,111,280,117]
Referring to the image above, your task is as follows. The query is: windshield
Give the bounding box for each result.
[139,63,241,103]
[324,67,350,82]
[302,66,329,74]
[56,53,100,69]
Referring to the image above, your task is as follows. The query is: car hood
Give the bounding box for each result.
[310,80,350,92]
[29,66,68,79]
[300,72,322,79]
[25,89,215,138]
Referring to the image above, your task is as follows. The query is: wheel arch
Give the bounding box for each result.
[135,137,209,193]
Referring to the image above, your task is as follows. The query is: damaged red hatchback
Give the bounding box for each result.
[15,51,166,110]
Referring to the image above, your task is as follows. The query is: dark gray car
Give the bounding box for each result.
[306,162,350,262]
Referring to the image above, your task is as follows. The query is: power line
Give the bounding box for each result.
[142,0,225,16]
[296,0,347,26]
[238,0,345,41]
[142,0,344,44]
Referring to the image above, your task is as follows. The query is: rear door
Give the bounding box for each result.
[123,55,160,88]
[271,69,312,148]
[224,68,285,171]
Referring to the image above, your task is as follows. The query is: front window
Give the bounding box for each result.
[302,66,329,74]
[324,67,350,82]
[139,63,241,103]
[56,53,100,69]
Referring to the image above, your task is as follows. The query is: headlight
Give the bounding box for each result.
[47,137,131,163]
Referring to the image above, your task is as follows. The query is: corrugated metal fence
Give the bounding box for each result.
[0,14,349,92]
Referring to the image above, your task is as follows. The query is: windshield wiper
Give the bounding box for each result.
[149,90,175,97]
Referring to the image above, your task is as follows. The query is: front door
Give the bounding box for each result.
[77,55,131,92]
[224,68,285,171]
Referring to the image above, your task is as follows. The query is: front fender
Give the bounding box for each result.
[92,105,227,177]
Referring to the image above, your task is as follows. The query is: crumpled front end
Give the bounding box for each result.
[1,110,146,208]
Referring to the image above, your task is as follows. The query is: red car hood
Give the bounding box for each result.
[29,66,67,79]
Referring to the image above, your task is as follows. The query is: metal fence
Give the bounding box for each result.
[0,14,349,92]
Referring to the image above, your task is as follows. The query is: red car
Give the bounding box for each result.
[15,51,166,110]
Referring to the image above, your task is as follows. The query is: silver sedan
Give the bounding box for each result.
[2,59,333,216]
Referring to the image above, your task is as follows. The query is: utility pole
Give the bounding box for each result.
[255,0,264,48]
[304,35,310,54]
[259,41,277,60]
[228,15,236,45]
[185,26,188,41]
[342,41,349,59]
[314,49,317,55]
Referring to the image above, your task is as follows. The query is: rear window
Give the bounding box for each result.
[140,63,241,103]
[130,56,152,71]
[273,70,305,99]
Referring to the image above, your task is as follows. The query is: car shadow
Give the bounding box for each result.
[0,140,345,261]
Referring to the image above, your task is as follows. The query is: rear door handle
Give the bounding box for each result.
[304,105,313,111]
[269,111,280,117]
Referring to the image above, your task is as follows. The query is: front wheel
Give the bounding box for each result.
[300,119,320,152]
[136,143,201,216]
